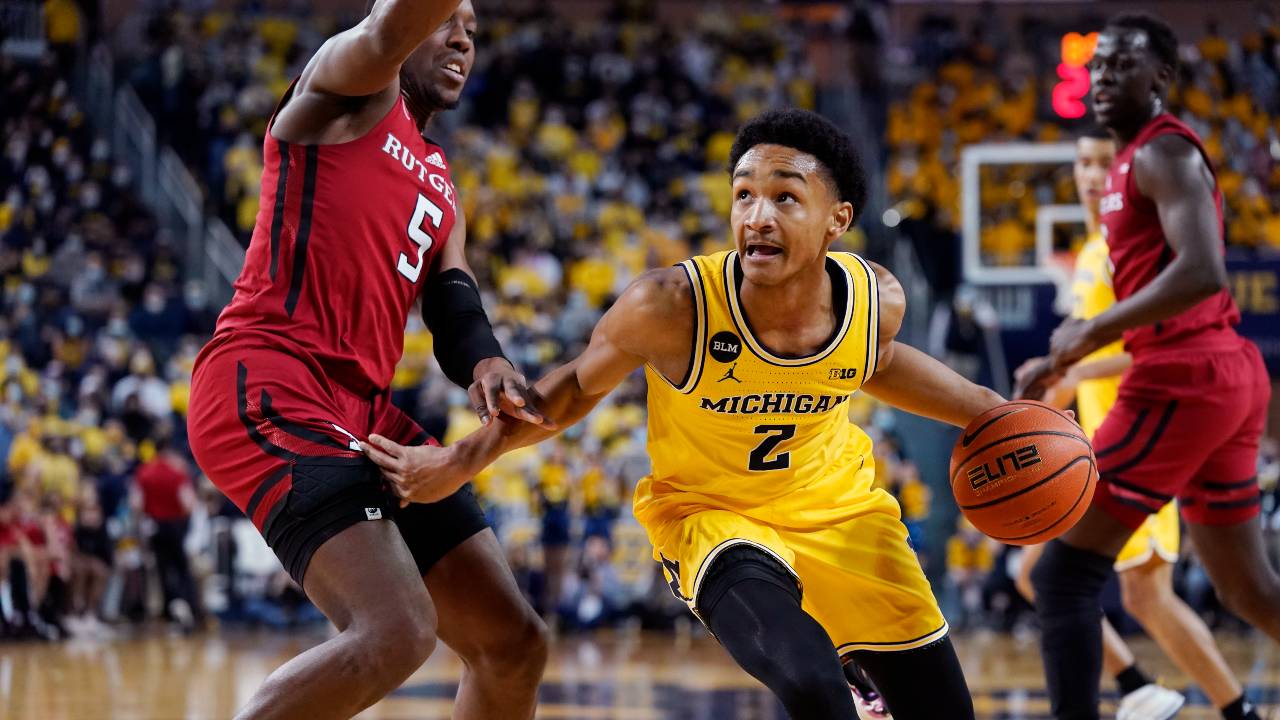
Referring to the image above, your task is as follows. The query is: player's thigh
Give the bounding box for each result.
[1183,515,1277,604]
[784,510,947,654]
[643,509,793,615]
[1117,553,1175,616]
[422,528,543,660]
[303,518,435,633]
[1015,542,1045,599]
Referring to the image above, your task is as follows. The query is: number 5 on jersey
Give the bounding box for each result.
[397,193,444,283]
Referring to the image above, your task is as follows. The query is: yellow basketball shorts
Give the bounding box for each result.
[1114,501,1180,572]
[646,506,948,655]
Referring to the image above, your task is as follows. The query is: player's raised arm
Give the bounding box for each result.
[365,266,694,504]
[859,262,1005,427]
[1047,135,1226,368]
[299,0,465,98]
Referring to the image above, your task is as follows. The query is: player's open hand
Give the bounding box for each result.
[469,357,554,428]
[362,434,467,506]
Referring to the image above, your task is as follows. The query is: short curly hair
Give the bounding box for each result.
[1107,13,1179,74]
[728,108,868,216]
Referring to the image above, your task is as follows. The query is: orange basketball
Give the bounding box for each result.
[949,400,1097,545]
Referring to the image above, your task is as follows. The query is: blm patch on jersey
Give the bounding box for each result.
[709,332,742,363]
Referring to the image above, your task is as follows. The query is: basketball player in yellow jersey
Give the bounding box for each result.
[1016,129,1255,720]
[365,109,1008,719]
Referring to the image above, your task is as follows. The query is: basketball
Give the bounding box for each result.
[950,401,1097,545]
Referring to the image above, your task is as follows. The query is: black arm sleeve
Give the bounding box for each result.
[422,268,507,389]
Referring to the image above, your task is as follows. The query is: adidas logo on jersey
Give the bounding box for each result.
[381,133,456,208]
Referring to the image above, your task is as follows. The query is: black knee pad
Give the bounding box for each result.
[697,544,800,625]
[1030,541,1113,620]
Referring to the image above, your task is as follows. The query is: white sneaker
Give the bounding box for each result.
[1116,683,1185,720]
[851,686,892,719]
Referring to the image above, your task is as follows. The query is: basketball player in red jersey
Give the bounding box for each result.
[1017,14,1277,720]
[187,2,551,719]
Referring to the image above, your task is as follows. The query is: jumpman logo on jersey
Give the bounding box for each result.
[718,363,742,383]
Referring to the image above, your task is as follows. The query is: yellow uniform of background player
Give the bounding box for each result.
[1071,233,1178,572]
[635,250,947,653]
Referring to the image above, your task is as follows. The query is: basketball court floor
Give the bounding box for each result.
[3,628,1277,719]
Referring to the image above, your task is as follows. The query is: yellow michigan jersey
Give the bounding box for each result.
[634,249,947,654]
[1072,233,1179,569]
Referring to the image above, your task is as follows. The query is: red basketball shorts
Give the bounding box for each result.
[1092,338,1270,528]
[188,332,486,583]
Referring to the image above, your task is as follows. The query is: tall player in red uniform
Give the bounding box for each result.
[1017,14,1278,720]
[187,2,550,718]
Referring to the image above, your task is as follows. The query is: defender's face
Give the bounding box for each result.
[1073,136,1116,213]
[1088,28,1166,129]
[730,144,852,287]
[404,0,476,109]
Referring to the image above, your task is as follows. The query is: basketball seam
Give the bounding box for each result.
[983,460,1096,542]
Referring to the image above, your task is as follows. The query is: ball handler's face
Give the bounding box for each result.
[730,144,853,287]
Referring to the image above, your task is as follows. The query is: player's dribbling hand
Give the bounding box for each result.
[362,434,467,506]
[469,357,555,428]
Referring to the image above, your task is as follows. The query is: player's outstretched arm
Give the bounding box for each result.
[299,0,464,98]
[860,262,1005,427]
[365,267,694,504]
[1046,134,1227,368]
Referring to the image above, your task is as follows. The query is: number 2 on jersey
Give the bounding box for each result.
[397,193,444,283]
[749,424,796,471]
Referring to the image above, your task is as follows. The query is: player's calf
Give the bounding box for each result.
[701,546,857,719]
[1031,539,1115,720]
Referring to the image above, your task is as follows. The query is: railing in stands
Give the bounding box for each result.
[0,0,45,59]
[80,45,243,307]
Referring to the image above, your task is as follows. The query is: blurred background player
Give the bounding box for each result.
[186,1,551,718]
[1016,127,1256,720]
[1018,14,1278,720]
[364,109,1010,720]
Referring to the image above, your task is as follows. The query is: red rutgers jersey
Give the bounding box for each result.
[1098,113,1239,355]
[209,90,458,395]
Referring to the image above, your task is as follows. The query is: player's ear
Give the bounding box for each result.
[1153,61,1173,99]
[829,201,854,240]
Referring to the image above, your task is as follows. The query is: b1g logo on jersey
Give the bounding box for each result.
[828,367,858,380]
[1099,191,1124,215]
[709,332,742,363]
[967,444,1041,491]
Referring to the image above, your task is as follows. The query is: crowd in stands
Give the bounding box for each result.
[886,10,1280,277]
[2,0,1279,645]
[0,52,223,639]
